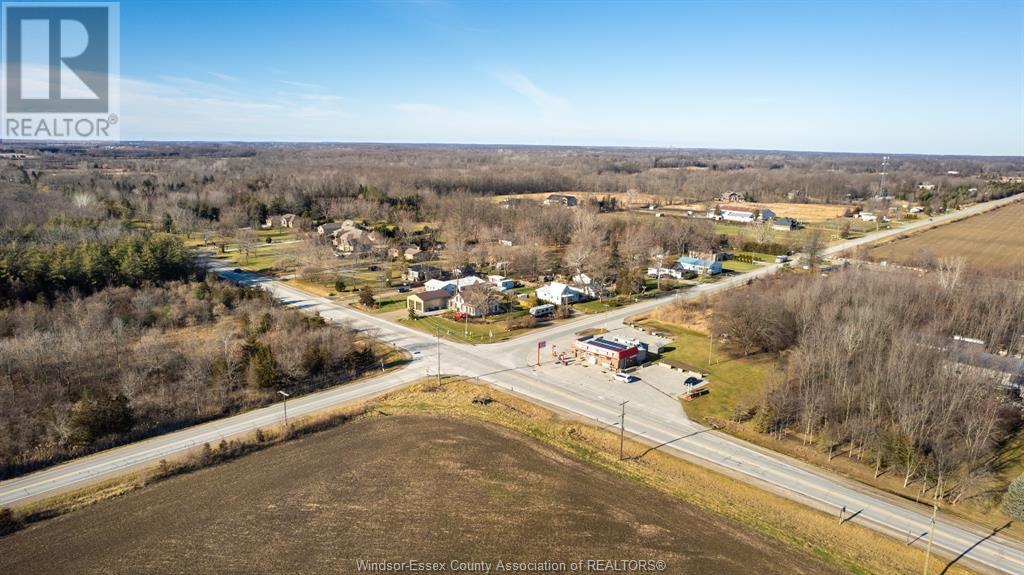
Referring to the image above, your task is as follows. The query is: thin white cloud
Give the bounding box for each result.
[491,69,569,113]
[208,71,240,82]
[280,79,325,90]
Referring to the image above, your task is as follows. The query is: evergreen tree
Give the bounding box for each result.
[1002,473,1024,521]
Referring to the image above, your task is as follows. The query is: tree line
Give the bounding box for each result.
[712,268,1023,505]
[0,279,378,479]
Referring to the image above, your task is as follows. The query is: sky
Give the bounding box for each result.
[109,0,1024,155]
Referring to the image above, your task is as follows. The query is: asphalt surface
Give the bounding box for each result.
[2,193,1022,573]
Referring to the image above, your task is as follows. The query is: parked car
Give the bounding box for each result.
[614,372,634,383]
[397,286,410,293]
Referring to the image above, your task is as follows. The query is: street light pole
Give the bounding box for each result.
[619,400,629,460]
[277,390,290,428]
[923,504,937,575]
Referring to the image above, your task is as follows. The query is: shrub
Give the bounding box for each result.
[1002,473,1024,521]
[246,344,279,389]
[68,392,135,446]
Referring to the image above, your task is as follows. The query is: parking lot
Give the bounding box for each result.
[534,326,693,424]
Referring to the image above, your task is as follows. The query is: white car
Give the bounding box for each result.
[613,372,634,383]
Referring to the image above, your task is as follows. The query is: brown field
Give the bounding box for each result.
[492,190,671,207]
[0,415,839,575]
[864,200,1024,275]
[662,201,850,223]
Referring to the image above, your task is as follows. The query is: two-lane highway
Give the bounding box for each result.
[2,194,1022,572]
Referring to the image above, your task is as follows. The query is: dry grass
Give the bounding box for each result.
[663,201,850,222]
[5,379,980,575]
[864,201,1024,276]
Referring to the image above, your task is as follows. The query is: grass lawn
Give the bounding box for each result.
[400,315,533,344]
[639,320,780,423]
[722,259,760,273]
[209,247,293,273]
[573,299,627,314]
[371,296,407,313]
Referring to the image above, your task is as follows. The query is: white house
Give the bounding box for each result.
[424,276,488,295]
[709,205,776,223]
[674,256,722,276]
[858,212,877,222]
[536,282,585,305]
[487,275,516,291]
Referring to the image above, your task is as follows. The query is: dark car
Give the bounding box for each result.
[233,268,242,273]
[397,286,410,293]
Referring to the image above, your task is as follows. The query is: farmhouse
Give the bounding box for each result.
[406,289,451,314]
[543,194,578,207]
[573,335,642,370]
[536,282,585,305]
[674,255,722,276]
[710,205,776,223]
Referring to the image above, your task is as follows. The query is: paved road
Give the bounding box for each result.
[2,194,1022,573]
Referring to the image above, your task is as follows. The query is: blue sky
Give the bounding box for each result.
[115,1,1023,155]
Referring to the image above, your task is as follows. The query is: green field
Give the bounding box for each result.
[640,320,780,423]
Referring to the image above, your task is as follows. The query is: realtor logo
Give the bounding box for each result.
[2,2,119,140]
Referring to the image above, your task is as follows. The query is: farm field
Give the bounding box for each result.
[0,414,843,575]
[863,200,1024,275]
[663,201,851,223]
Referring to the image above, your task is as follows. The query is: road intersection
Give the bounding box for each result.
[2,194,1022,573]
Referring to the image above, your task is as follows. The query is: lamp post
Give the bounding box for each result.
[277,390,290,427]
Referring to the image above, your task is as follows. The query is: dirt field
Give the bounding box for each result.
[864,200,1024,275]
[0,415,840,575]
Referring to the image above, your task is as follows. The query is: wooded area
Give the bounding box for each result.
[713,269,1024,505]
[0,280,376,479]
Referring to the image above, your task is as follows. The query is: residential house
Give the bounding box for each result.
[536,282,585,305]
[858,212,877,222]
[265,213,298,228]
[647,267,684,280]
[487,275,516,291]
[771,217,799,231]
[917,183,937,191]
[498,239,516,247]
[674,255,722,276]
[405,265,444,283]
[317,222,344,237]
[498,198,522,209]
[717,191,746,202]
[406,289,451,314]
[571,272,613,298]
[424,275,488,295]
[709,205,776,223]
[450,284,506,317]
[543,194,578,207]
[333,227,384,254]
[404,246,432,262]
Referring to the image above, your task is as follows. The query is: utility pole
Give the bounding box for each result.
[435,331,441,386]
[277,390,290,428]
[708,332,713,367]
[619,400,629,460]
[923,503,937,575]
